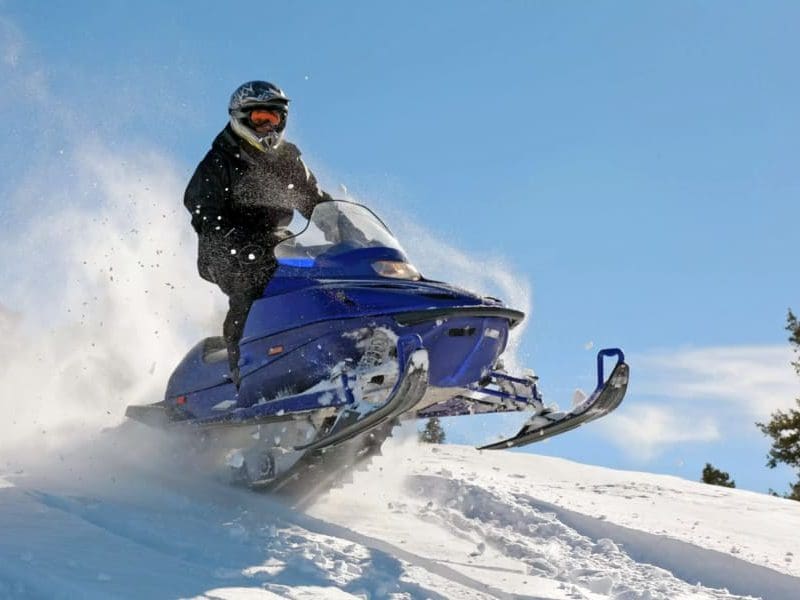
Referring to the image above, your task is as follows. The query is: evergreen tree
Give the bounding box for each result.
[756,309,800,501]
[701,463,736,488]
[419,417,446,444]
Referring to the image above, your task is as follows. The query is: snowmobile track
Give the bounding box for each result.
[255,419,398,509]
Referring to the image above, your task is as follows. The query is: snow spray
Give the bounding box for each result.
[0,144,222,469]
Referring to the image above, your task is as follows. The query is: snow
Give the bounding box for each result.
[312,443,800,599]
[1,425,798,599]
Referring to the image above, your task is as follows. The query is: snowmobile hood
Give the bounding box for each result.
[243,274,524,344]
[240,200,525,342]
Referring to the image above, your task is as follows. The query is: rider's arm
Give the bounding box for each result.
[283,143,334,219]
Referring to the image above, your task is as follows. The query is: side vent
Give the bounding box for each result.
[448,326,476,337]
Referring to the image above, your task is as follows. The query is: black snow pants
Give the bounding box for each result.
[217,262,277,383]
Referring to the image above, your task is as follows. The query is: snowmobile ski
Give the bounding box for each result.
[478,349,629,450]
[294,334,429,452]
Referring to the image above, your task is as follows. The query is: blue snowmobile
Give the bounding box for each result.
[126,201,628,493]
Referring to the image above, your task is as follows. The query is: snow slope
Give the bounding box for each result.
[1,425,798,600]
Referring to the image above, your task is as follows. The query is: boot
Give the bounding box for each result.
[230,365,241,389]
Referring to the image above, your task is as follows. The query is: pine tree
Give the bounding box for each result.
[786,480,800,502]
[701,463,736,488]
[755,309,800,501]
[419,417,446,444]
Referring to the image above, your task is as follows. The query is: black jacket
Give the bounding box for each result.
[184,125,332,289]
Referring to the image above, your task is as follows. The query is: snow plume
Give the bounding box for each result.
[392,216,531,323]
[0,142,222,463]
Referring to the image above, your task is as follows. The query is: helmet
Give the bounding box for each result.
[228,81,290,151]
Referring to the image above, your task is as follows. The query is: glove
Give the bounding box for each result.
[273,227,295,241]
[317,217,340,244]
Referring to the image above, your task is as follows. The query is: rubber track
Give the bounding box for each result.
[253,419,398,510]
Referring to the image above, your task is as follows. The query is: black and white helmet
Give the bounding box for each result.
[228,81,290,151]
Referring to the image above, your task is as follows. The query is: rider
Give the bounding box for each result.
[184,80,333,386]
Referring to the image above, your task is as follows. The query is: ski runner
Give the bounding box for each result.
[184,81,334,387]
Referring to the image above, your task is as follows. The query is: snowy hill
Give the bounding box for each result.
[1,425,798,600]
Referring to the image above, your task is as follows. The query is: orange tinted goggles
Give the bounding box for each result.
[249,109,282,127]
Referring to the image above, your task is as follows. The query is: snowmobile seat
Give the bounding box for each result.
[164,337,232,398]
[202,336,228,364]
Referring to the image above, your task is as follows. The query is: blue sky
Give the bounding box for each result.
[1,2,799,494]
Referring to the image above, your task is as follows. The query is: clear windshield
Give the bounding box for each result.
[274,201,407,261]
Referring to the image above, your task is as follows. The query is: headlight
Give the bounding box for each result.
[371,260,421,281]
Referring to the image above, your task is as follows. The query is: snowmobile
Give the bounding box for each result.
[126,200,629,496]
